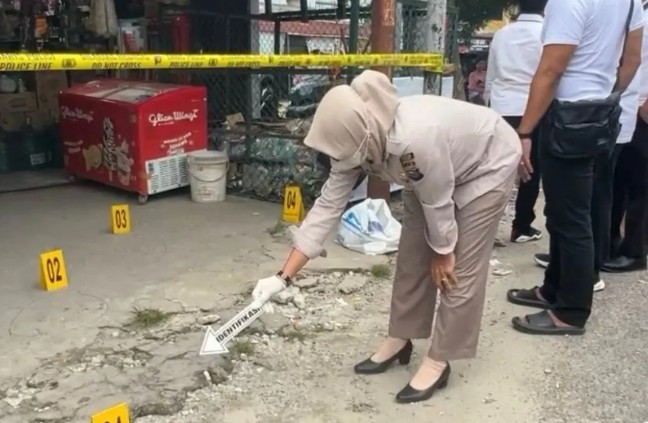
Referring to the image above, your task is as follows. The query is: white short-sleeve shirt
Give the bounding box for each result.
[542,0,644,103]
[637,1,648,108]
[618,3,648,143]
[485,14,544,116]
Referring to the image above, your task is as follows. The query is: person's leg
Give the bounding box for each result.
[370,190,436,362]
[605,119,648,271]
[398,174,514,400]
[512,121,542,242]
[613,117,648,269]
[539,225,561,303]
[535,149,563,304]
[619,143,648,260]
[591,148,609,281]
[425,176,513,363]
[540,144,596,328]
[609,144,631,258]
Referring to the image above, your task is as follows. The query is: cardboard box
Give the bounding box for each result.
[0,93,38,113]
[0,113,26,132]
[26,110,54,130]
[37,91,59,113]
[32,71,68,95]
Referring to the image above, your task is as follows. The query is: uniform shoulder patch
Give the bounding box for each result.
[400,153,424,182]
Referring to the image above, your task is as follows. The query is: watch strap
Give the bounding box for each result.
[276,270,293,287]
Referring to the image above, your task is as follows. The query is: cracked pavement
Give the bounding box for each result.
[1,184,647,423]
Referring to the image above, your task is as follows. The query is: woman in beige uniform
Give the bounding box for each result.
[251,70,522,404]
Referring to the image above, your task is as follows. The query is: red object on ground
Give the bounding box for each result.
[58,79,207,202]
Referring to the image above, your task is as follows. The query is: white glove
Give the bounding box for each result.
[251,275,286,309]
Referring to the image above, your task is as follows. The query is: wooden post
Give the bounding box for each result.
[368,0,396,201]
[424,0,447,95]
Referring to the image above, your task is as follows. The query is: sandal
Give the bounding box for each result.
[512,310,586,336]
[507,287,550,309]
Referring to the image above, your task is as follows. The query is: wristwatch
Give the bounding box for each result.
[517,131,532,139]
[276,270,293,287]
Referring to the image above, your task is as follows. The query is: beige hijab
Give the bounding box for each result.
[304,70,399,167]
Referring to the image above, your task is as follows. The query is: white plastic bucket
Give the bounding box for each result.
[187,149,229,203]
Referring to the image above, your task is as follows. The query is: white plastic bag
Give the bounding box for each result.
[336,198,402,255]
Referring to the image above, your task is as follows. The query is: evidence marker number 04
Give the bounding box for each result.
[282,184,305,224]
[200,302,265,355]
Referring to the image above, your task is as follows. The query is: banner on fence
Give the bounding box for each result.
[0,53,444,72]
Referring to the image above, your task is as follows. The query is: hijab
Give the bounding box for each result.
[304,70,399,170]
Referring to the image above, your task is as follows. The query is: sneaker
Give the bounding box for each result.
[511,227,542,243]
[594,279,605,292]
[534,253,550,268]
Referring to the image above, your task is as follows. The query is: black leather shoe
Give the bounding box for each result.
[602,256,647,273]
[353,340,413,375]
[395,363,451,404]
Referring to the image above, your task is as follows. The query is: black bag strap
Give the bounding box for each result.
[624,0,635,39]
[614,0,636,94]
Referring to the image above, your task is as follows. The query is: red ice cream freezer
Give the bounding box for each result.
[58,79,207,203]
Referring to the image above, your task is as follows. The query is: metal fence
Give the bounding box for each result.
[143,0,451,205]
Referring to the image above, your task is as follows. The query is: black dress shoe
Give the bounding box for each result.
[602,256,647,273]
[395,363,451,404]
[353,340,413,375]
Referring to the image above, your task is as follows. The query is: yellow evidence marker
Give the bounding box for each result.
[282,184,305,223]
[110,204,131,234]
[90,402,130,423]
[39,249,68,291]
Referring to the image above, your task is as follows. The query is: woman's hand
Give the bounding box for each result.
[431,252,458,293]
[251,275,286,308]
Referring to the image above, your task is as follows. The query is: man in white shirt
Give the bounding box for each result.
[507,0,644,336]
[485,0,546,244]
[605,0,648,273]
[534,5,647,287]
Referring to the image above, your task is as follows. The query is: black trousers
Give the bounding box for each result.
[503,116,541,231]
[539,137,597,328]
[592,143,623,274]
[610,115,648,258]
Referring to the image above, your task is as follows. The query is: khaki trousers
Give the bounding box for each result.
[388,174,515,361]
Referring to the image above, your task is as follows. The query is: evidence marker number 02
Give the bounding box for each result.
[39,249,68,291]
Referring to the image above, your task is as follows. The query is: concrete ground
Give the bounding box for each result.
[0,182,647,423]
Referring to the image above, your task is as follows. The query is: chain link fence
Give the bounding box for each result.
[142,0,452,205]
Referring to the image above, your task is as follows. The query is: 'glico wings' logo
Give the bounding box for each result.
[61,59,77,69]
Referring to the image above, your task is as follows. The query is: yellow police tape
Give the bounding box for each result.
[0,53,443,72]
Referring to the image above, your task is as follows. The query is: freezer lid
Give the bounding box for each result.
[61,79,192,103]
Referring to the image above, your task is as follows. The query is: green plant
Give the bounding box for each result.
[128,307,172,329]
[370,264,391,280]
[229,340,255,356]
